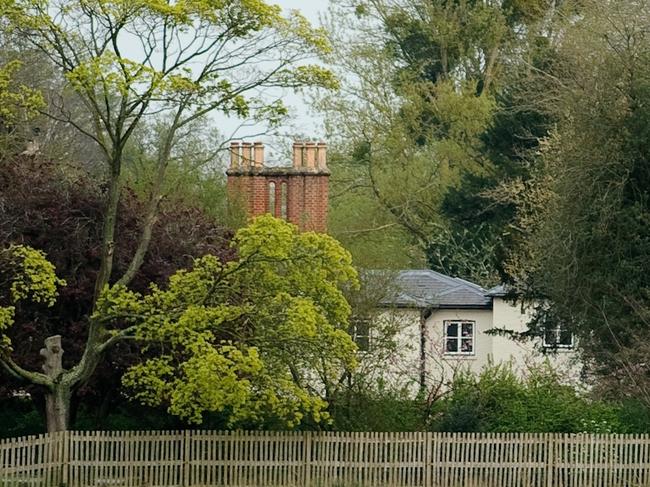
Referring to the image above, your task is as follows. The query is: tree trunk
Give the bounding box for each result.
[40,335,72,432]
[45,383,72,432]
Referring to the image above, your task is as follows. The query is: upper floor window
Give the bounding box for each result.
[444,320,475,355]
[543,326,574,349]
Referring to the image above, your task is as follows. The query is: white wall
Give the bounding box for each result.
[423,308,493,386]
[365,301,583,396]
[491,298,582,384]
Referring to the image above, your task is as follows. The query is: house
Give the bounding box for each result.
[227,140,580,392]
[354,270,581,392]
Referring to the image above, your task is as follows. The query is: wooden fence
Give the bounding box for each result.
[1,430,650,486]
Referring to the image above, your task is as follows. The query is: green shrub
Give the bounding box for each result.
[432,362,623,433]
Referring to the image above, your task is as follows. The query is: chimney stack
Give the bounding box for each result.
[227,139,329,232]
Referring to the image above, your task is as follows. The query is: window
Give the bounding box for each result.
[349,318,371,352]
[444,320,475,355]
[543,326,574,349]
[268,182,276,216]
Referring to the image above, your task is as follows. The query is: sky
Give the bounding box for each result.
[215,0,332,160]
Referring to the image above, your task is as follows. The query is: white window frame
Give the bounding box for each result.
[542,326,574,349]
[443,320,475,356]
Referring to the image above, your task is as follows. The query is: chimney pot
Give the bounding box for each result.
[293,141,304,168]
[305,142,317,169]
[316,141,327,170]
[253,142,264,168]
[241,142,253,168]
[229,141,241,170]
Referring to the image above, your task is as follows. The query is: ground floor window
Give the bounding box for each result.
[543,326,574,349]
[349,318,371,352]
[444,320,475,355]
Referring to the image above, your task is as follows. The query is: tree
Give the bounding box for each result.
[1,0,336,431]
[0,156,234,425]
[318,0,565,285]
[1,216,359,428]
[499,0,650,407]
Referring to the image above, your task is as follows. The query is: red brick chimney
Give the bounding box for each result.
[226,140,330,232]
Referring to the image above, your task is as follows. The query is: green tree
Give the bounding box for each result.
[318,0,565,285]
[1,0,337,432]
[499,0,650,407]
[1,216,359,428]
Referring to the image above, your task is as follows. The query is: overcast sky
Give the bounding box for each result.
[215,0,332,157]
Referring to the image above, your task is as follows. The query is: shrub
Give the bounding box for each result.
[433,362,623,433]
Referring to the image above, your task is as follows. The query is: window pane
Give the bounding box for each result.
[559,329,573,346]
[446,322,458,338]
[461,322,473,336]
[446,339,458,353]
[356,334,370,352]
[461,339,473,353]
[544,329,557,346]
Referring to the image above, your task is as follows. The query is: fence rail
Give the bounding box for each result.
[1,430,649,486]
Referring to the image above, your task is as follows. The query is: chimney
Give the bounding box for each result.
[305,142,317,170]
[316,141,327,170]
[241,142,253,168]
[229,141,241,169]
[293,141,304,168]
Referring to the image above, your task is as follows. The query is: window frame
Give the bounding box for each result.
[443,320,476,356]
[542,326,574,349]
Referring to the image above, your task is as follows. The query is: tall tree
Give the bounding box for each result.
[0,156,233,425]
[318,0,563,284]
[1,0,336,431]
[499,0,650,406]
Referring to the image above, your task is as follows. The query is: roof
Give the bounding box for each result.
[378,269,492,309]
[485,284,508,297]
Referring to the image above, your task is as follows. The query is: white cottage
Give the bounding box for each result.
[358,270,580,392]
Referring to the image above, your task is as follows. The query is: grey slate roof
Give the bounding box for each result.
[379,269,492,309]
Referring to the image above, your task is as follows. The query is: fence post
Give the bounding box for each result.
[183,430,191,487]
[303,431,312,487]
[61,430,70,486]
[545,433,555,487]
[424,431,432,487]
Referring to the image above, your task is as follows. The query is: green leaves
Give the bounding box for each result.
[97,216,359,426]
[0,245,66,352]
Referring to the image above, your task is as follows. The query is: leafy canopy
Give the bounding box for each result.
[92,215,359,426]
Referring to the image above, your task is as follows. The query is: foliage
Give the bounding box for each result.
[499,0,650,407]
[432,363,623,433]
[329,384,425,432]
[318,0,564,285]
[0,244,65,352]
[91,215,359,427]
[0,156,233,412]
[0,59,43,125]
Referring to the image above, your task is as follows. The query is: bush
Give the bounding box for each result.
[432,363,623,433]
[328,385,426,432]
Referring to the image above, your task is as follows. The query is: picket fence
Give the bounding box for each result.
[1,430,650,487]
